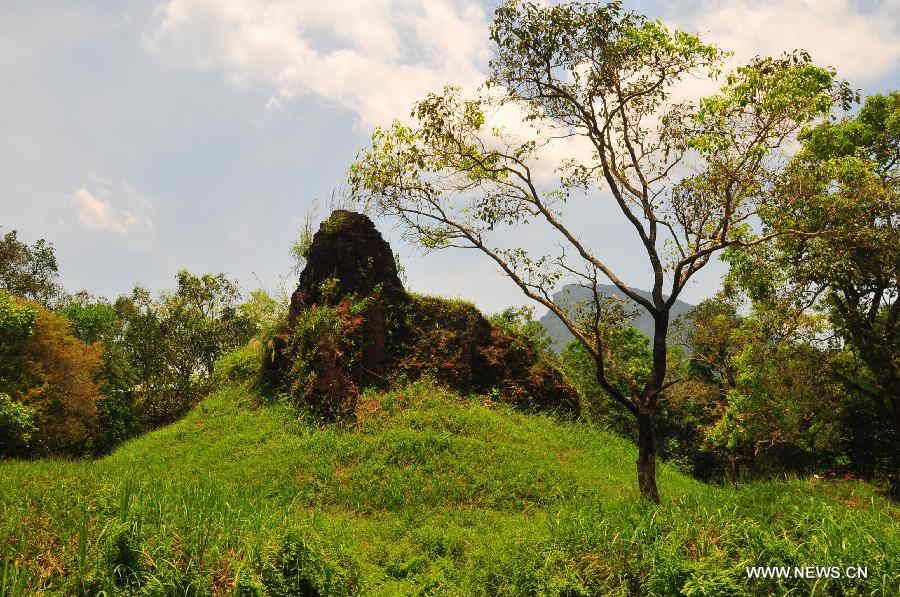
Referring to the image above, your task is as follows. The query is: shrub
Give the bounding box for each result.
[103,519,145,589]
[0,294,102,455]
[214,341,264,386]
[93,388,139,455]
[261,532,361,597]
[283,303,360,420]
[58,298,142,454]
[0,393,37,457]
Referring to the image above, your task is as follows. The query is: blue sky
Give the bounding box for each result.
[2,0,898,314]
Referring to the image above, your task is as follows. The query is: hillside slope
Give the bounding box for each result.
[1,382,897,596]
[539,284,695,352]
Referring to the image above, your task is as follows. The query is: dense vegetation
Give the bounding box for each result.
[1,375,897,595]
[349,0,896,505]
[0,233,261,457]
[1,1,897,594]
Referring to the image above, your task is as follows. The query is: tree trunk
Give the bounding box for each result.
[636,406,660,503]
[635,309,668,504]
[884,380,900,499]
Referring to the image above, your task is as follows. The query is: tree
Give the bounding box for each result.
[349,0,853,501]
[677,295,742,392]
[692,299,844,478]
[238,289,288,340]
[58,295,140,453]
[0,291,103,454]
[0,230,62,307]
[561,326,653,437]
[727,91,899,493]
[115,271,255,428]
[162,270,255,381]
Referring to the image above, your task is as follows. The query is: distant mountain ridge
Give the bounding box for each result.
[538,284,695,352]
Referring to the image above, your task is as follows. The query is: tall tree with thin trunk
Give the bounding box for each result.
[349,0,854,502]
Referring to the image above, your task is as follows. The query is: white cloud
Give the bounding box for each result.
[73,188,128,233]
[146,0,490,128]
[680,0,900,83]
[71,179,154,238]
[144,0,898,188]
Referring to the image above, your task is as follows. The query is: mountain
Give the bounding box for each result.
[538,283,696,352]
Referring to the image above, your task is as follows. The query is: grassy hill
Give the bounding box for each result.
[1,380,897,596]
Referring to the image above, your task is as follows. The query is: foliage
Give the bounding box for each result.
[489,305,553,356]
[0,294,103,454]
[671,295,864,481]
[0,229,62,308]
[238,289,288,341]
[561,329,714,477]
[213,341,264,387]
[290,210,317,276]
[261,533,361,597]
[563,292,870,483]
[115,270,256,429]
[0,383,896,595]
[705,315,844,479]
[725,91,900,493]
[0,392,37,458]
[0,289,36,344]
[164,269,256,380]
[57,297,121,345]
[58,295,140,454]
[561,328,649,434]
[0,295,40,454]
[350,0,854,502]
[280,302,361,420]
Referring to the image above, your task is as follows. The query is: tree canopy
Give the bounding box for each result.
[349,0,854,502]
[0,230,62,308]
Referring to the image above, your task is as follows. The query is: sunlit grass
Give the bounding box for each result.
[1,380,897,595]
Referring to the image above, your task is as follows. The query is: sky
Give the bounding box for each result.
[2,0,899,315]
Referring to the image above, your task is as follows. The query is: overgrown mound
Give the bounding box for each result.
[3,383,897,595]
[267,210,579,419]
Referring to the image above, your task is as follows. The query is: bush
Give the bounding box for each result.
[282,303,360,420]
[0,294,102,455]
[58,299,143,454]
[261,532,361,597]
[93,389,139,455]
[0,393,37,457]
[103,519,145,589]
[214,341,264,386]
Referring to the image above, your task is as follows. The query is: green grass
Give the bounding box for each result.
[1,380,897,596]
